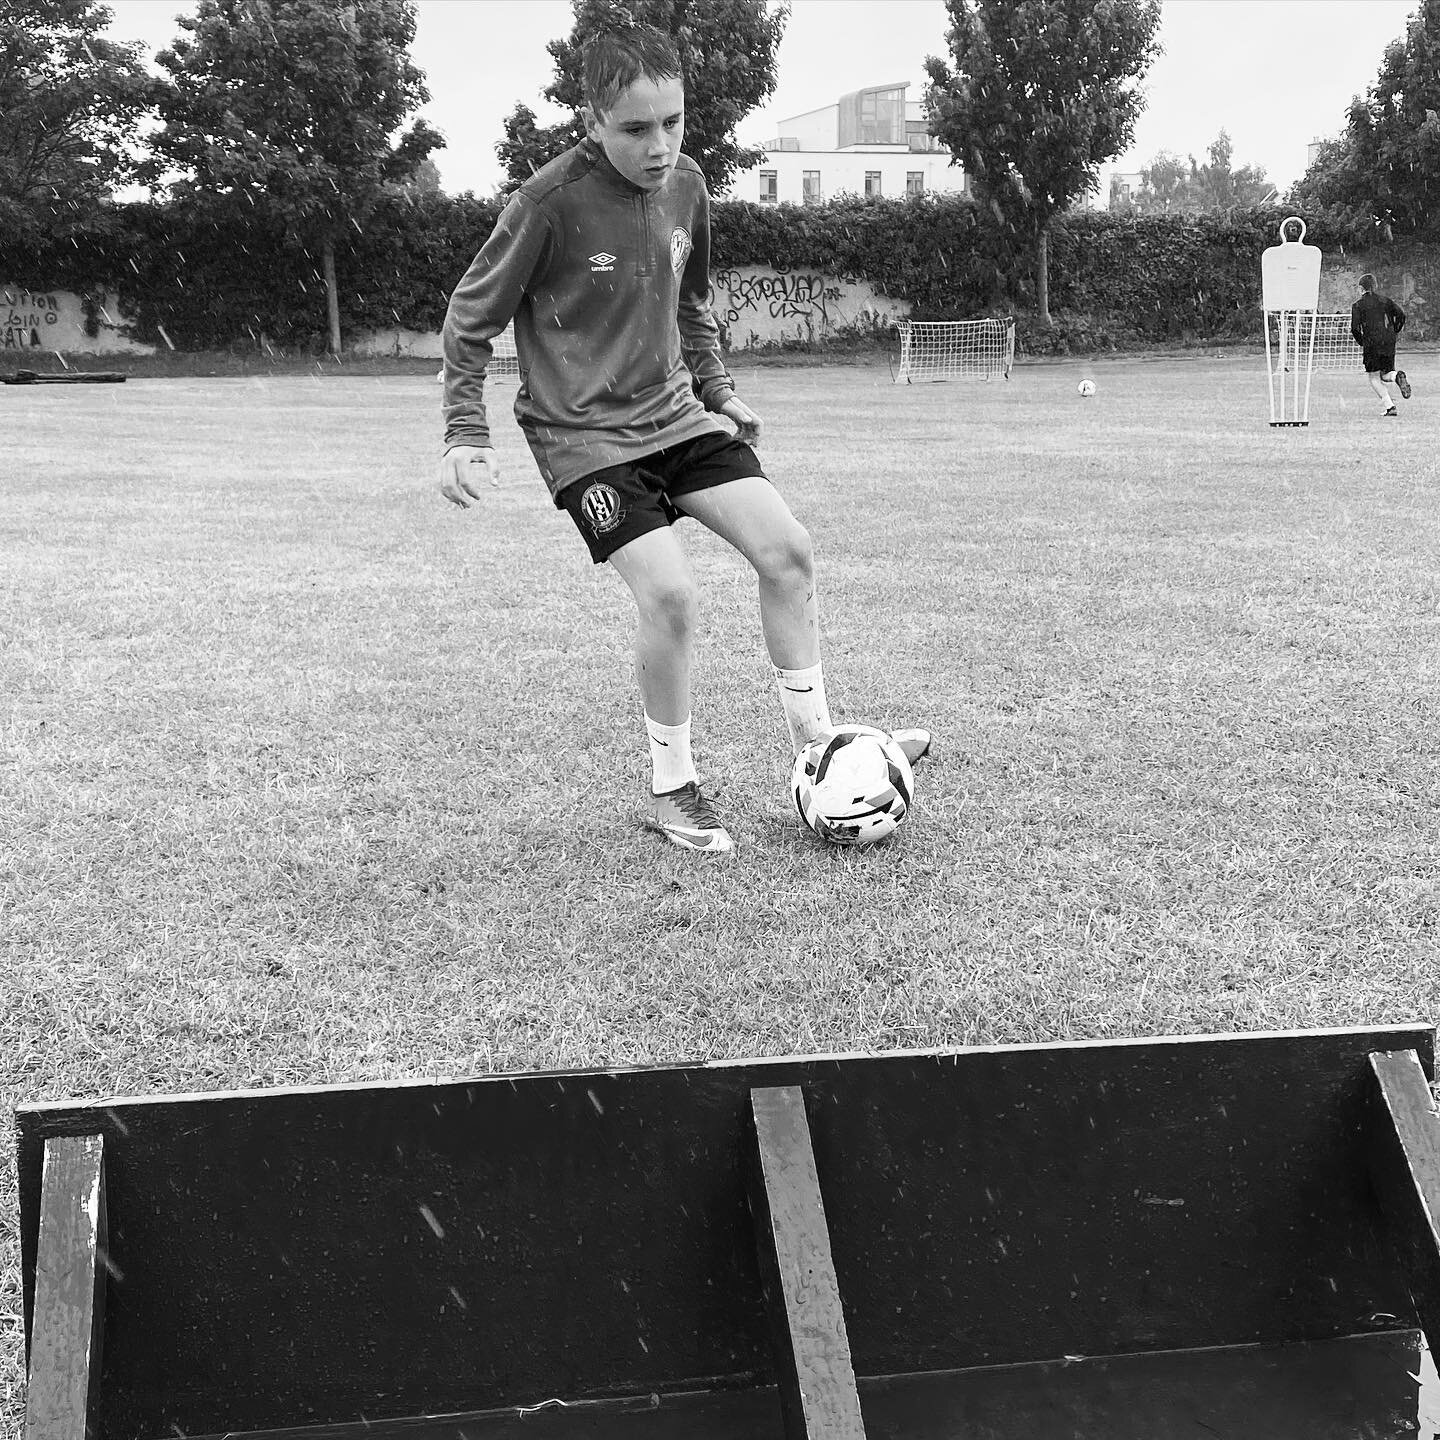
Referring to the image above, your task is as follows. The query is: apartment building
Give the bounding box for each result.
[721,81,968,206]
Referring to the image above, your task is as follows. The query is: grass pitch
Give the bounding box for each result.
[2,352,1438,1424]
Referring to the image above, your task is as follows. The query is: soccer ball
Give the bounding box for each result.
[1078,379,1097,397]
[791,725,915,846]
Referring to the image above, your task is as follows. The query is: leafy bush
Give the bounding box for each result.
[1,191,501,351]
[1,190,1430,353]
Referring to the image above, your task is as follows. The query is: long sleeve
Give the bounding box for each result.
[1350,300,1364,347]
[1389,297,1406,334]
[442,193,554,452]
[677,183,735,414]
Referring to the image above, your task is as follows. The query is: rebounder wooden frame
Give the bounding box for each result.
[16,1024,1440,1440]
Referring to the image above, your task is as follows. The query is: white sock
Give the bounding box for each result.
[775,661,832,754]
[646,713,697,795]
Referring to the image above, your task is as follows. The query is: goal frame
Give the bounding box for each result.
[1266,312,1360,375]
[894,317,1016,384]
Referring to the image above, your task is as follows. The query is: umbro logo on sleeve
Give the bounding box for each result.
[589,252,616,272]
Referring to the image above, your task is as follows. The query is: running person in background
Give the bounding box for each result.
[1350,273,1411,416]
[437,23,928,854]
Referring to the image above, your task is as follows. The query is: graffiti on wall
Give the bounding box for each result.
[712,268,841,331]
[3,289,61,349]
[707,265,909,349]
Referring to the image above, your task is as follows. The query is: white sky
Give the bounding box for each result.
[101,0,1418,198]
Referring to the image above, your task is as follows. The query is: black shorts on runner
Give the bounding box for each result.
[1362,344,1396,375]
[556,432,766,564]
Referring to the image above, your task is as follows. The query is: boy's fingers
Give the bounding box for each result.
[440,450,498,505]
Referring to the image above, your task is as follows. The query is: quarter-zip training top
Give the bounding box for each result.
[442,139,737,501]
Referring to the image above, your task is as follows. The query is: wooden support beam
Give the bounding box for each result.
[24,1134,107,1440]
[1367,1050,1440,1361]
[747,1085,866,1440]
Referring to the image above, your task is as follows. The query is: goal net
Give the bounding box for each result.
[436,323,519,383]
[1267,312,1361,375]
[895,317,1015,383]
[489,322,520,378]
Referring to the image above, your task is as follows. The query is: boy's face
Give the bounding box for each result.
[585,73,685,192]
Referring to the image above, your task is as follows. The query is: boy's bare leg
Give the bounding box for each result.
[608,529,732,852]
[607,527,697,726]
[683,475,932,767]
[676,476,818,667]
[1368,371,1394,407]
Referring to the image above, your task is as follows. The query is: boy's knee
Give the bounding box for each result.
[640,576,698,636]
[760,523,815,585]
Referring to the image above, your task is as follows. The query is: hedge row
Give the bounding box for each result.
[0,189,1415,354]
[0,191,502,352]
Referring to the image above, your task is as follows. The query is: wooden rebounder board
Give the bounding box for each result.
[1,370,126,385]
[16,1024,1440,1440]
[1263,216,1325,427]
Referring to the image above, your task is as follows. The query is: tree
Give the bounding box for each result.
[924,0,1162,324]
[1190,130,1273,212]
[1114,131,1273,215]
[141,0,443,354]
[0,0,158,246]
[394,155,442,197]
[1287,135,1382,237]
[1120,149,1193,214]
[1287,0,1440,237]
[497,0,788,195]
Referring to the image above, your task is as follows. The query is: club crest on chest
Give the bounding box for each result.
[670,227,691,275]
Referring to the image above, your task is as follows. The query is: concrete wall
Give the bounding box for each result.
[1317,257,1433,338]
[7,270,903,359]
[2,284,155,356]
[708,264,909,349]
[333,268,915,357]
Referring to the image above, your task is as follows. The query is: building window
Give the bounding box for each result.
[759,170,778,204]
[864,171,882,198]
[907,171,924,196]
[803,170,822,205]
[841,85,904,146]
[906,120,941,152]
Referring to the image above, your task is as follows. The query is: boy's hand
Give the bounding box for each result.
[721,397,763,446]
[439,446,500,508]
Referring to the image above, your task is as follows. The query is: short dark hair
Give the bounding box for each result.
[582,23,682,116]
[1359,272,1376,291]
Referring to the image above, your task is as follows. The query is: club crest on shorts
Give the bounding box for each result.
[670,227,691,275]
[580,481,624,535]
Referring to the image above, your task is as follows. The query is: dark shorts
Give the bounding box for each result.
[556,432,766,563]
[1362,344,1396,375]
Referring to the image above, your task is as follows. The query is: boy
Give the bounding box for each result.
[437,23,928,854]
[1349,273,1411,416]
